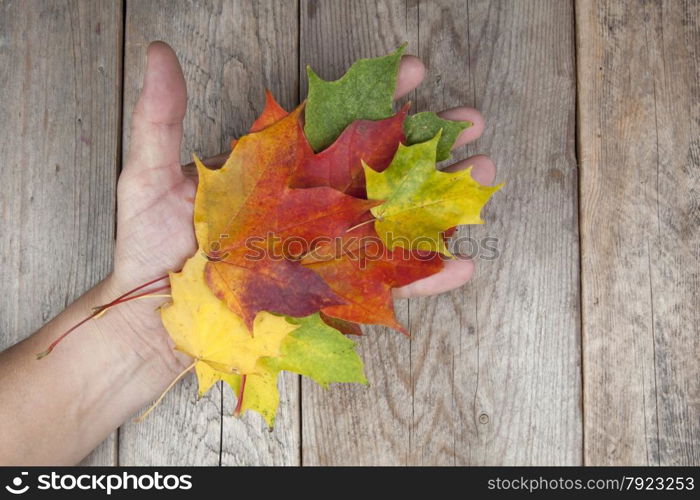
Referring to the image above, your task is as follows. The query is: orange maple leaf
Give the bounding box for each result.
[195,107,377,329]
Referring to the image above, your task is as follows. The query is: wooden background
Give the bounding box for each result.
[0,0,697,465]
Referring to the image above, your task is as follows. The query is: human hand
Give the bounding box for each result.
[106,41,498,377]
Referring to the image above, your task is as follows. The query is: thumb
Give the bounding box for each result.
[125,41,187,173]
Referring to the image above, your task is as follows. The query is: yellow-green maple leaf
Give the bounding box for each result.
[160,252,297,375]
[364,131,502,256]
[197,313,367,428]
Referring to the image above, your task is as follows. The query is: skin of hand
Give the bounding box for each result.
[0,41,497,465]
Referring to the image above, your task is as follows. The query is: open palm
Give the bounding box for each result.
[109,42,497,363]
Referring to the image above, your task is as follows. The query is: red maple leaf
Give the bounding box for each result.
[291,104,408,197]
[302,223,443,333]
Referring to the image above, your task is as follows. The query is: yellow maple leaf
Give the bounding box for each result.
[160,252,297,375]
[196,362,279,428]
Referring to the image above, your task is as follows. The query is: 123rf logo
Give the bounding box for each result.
[4,471,192,495]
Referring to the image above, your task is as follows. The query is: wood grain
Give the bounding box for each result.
[2,0,697,467]
[0,0,122,465]
[577,0,700,465]
[412,0,581,465]
[300,0,581,465]
[118,0,300,465]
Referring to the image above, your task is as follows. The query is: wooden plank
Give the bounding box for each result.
[300,0,581,465]
[577,0,700,465]
[0,0,122,465]
[119,0,299,465]
[412,0,581,465]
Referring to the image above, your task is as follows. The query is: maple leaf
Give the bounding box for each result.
[304,44,469,159]
[364,131,502,256]
[160,252,297,374]
[304,45,406,151]
[249,89,289,133]
[194,108,378,328]
[404,112,470,162]
[319,312,362,336]
[302,224,443,332]
[196,313,366,428]
[230,90,289,150]
[195,363,279,427]
[263,313,367,386]
[291,105,408,198]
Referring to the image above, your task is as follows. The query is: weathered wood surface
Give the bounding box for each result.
[0,0,697,466]
[0,0,122,465]
[415,0,581,465]
[577,0,699,465]
[300,0,581,465]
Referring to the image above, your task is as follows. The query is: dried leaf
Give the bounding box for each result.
[292,106,408,197]
[196,313,366,427]
[303,225,443,332]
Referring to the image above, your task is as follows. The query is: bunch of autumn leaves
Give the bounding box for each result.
[161,46,501,426]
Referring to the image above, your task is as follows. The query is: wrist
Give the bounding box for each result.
[1,277,189,463]
[83,276,191,410]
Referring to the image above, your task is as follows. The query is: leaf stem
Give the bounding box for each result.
[36,275,171,359]
[92,285,172,318]
[234,374,247,416]
[344,217,376,233]
[109,274,170,303]
[36,311,102,360]
[135,361,197,422]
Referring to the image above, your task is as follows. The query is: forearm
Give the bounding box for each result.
[0,277,182,465]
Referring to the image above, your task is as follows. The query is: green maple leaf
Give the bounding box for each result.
[304,45,406,151]
[364,131,502,256]
[261,313,367,387]
[304,44,469,155]
[404,112,470,161]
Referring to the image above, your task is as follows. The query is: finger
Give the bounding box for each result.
[125,41,187,173]
[393,257,475,298]
[394,55,425,99]
[438,107,485,148]
[442,154,497,185]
